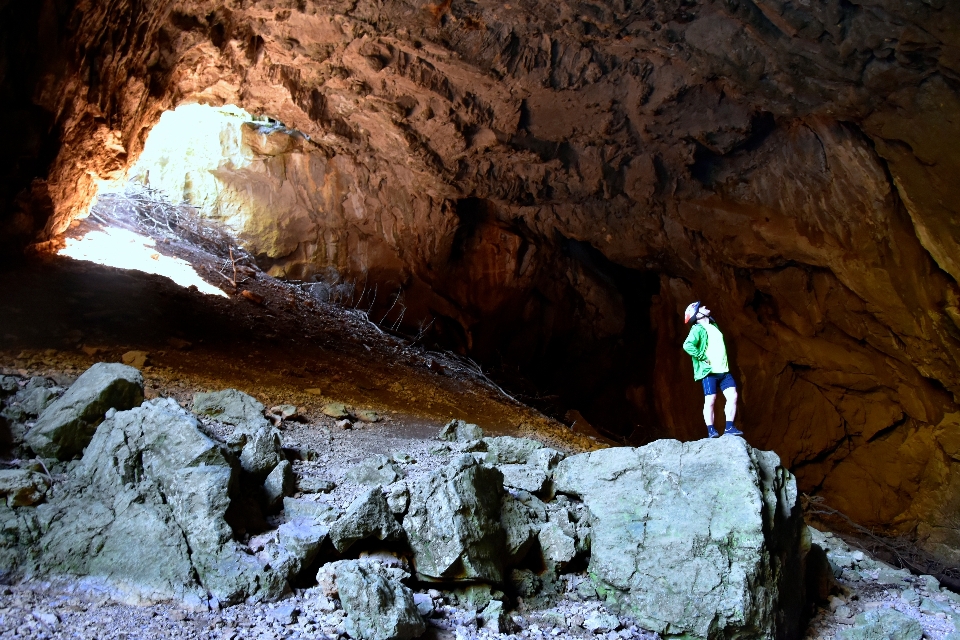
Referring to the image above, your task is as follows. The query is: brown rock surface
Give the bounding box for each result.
[1,0,959,560]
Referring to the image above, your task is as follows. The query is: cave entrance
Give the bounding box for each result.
[58,103,274,298]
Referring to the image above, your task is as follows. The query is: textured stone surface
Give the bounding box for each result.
[193,389,269,430]
[0,470,50,508]
[439,419,484,442]
[26,363,143,460]
[403,455,506,583]
[329,487,404,553]
[837,608,924,640]
[555,437,806,640]
[345,455,401,487]
[32,398,284,605]
[318,559,425,640]
[2,0,960,557]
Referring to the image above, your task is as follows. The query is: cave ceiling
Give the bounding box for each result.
[2,0,960,560]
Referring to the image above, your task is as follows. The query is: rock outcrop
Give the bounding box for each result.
[403,455,506,583]
[317,560,426,640]
[555,436,806,640]
[33,397,284,605]
[26,363,143,459]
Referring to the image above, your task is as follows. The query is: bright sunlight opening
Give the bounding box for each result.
[59,103,257,297]
[59,226,228,298]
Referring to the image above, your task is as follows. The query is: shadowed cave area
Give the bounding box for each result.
[2,0,960,618]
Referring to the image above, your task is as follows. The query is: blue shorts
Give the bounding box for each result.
[702,372,736,396]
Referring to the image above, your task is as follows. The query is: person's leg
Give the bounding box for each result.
[720,375,743,435]
[702,393,716,427]
[722,386,738,424]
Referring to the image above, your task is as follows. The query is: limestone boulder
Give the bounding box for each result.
[345,455,401,487]
[264,519,329,584]
[192,388,270,430]
[329,487,404,553]
[13,378,61,417]
[481,436,544,465]
[439,419,484,442]
[837,608,923,640]
[403,455,506,583]
[32,398,285,605]
[264,460,294,509]
[239,426,284,479]
[26,363,143,460]
[555,437,806,640]
[318,559,425,640]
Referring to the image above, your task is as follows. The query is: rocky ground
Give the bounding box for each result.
[0,235,957,639]
[0,350,958,640]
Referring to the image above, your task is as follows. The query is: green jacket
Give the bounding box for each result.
[682,323,713,381]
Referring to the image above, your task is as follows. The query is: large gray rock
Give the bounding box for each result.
[192,388,270,430]
[239,425,284,479]
[500,493,539,565]
[265,519,329,583]
[14,378,61,417]
[329,487,404,552]
[554,437,806,640]
[439,419,484,442]
[26,363,143,459]
[0,503,40,579]
[319,559,425,640]
[264,459,294,508]
[282,497,341,524]
[403,454,506,583]
[345,455,401,487]
[836,608,923,640]
[481,436,544,465]
[33,398,284,605]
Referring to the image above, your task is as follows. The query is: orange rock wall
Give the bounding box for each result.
[1,0,959,561]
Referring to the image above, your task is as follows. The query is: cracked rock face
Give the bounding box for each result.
[1,0,960,559]
[32,398,285,606]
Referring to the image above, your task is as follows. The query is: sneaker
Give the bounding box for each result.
[706,426,719,438]
[724,426,744,437]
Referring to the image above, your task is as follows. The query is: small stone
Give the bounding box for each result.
[33,610,59,627]
[270,404,298,420]
[336,419,353,430]
[413,593,434,617]
[121,350,149,369]
[479,600,509,633]
[296,474,336,494]
[900,588,920,606]
[917,575,941,593]
[391,452,414,464]
[353,409,380,423]
[345,455,401,486]
[576,580,598,601]
[385,481,409,515]
[321,402,350,418]
[0,469,50,507]
[267,604,298,625]
[264,460,295,508]
[584,612,619,634]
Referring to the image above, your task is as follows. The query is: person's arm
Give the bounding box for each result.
[682,325,707,361]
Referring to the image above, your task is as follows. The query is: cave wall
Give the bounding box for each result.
[2,0,960,560]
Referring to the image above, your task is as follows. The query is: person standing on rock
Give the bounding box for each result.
[682,301,743,439]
